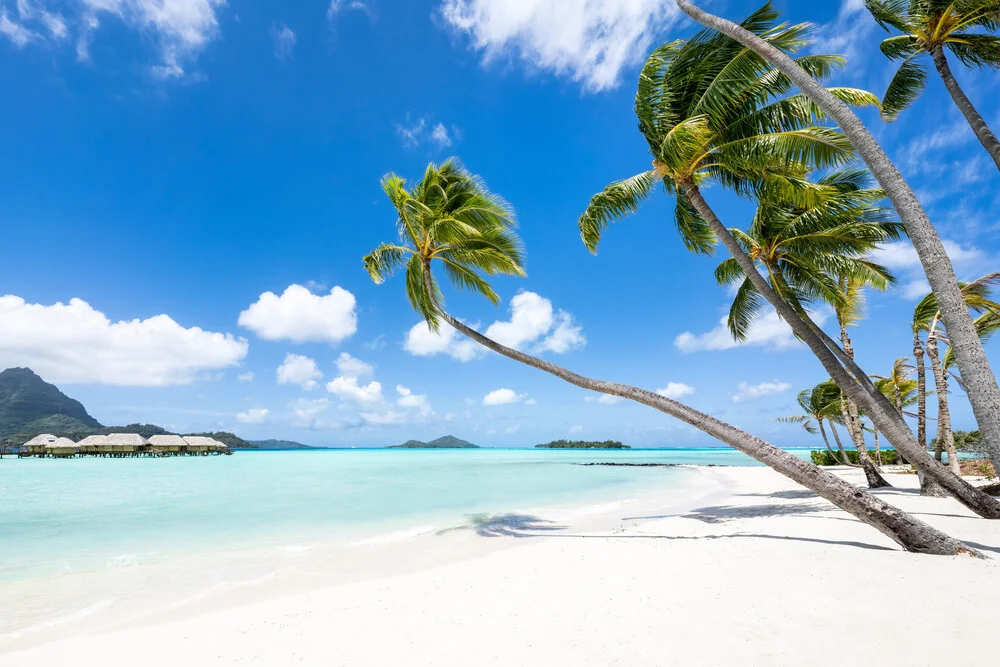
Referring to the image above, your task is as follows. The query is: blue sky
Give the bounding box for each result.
[1,0,997,447]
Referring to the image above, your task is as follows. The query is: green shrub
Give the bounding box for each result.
[810,449,898,466]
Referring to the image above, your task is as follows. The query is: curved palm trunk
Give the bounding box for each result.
[914,335,948,495]
[927,335,962,476]
[423,298,978,556]
[892,384,907,465]
[930,46,1000,172]
[675,0,1000,512]
[828,420,854,467]
[839,323,891,488]
[680,182,999,514]
[817,420,840,463]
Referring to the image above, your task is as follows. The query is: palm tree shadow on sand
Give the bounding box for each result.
[438,513,567,538]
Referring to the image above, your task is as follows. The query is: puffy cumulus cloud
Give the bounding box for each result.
[0,294,247,386]
[327,375,382,403]
[270,22,295,60]
[483,388,525,405]
[403,291,584,361]
[238,285,357,344]
[236,407,270,424]
[276,353,323,390]
[675,310,829,353]
[335,352,373,377]
[731,380,791,404]
[440,0,681,91]
[396,385,433,416]
[404,320,482,361]
[290,397,333,428]
[585,394,621,405]
[655,382,695,400]
[871,240,992,299]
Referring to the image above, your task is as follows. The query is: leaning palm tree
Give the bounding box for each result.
[914,273,1000,477]
[874,357,920,464]
[577,5,1000,515]
[711,168,899,486]
[672,0,1000,517]
[364,159,977,556]
[865,0,1000,169]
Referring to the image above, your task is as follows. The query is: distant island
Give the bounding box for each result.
[249,439,319,451]
[536,440,630,449]
[388,435,479,449]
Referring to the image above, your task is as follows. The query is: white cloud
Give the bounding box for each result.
[585,393,622,405]
[327,375,383,403]
[439,0,681,92]
[0,294,248,386]
[404,320,482,361]
[569,424,584,434]
[810,0,874,66]
[731,380,791,404]
[524,398,537,405]
[237,371,254,382]
[290,397,332,428]
[656,382,696,400]
[675,309,829,353]
[443,412,457,421]
[0,9,40,46]
[505,424,520,434]
[871,240,990,299]
[239,285,358,344]
[396,115,427,148]
[483,388,525,405]
[335,352,373,377]
[236,407,269,424]
[327,0,370,20]
[536,310,586,353]
[430,123,452,147]
[271,23,295,60]
[396,384,433,416]
[360,410,405,425]
[276,353,323,390]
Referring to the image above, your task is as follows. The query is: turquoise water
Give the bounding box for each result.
[0,448,810,585]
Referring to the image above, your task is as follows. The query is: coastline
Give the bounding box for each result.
[4,465,999,665]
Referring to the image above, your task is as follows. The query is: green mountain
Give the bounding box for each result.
[388,435,480,448]
[535,440,630,449]
[0,368,102,436]
[249,439,318,450]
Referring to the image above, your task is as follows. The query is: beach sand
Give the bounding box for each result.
[3,465,999,666]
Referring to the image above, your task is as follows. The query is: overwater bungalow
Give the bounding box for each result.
[44,437,79,458]
[77,434,108,455]
[148,434,187,455]
[22,434,59,456]
[182,435,230,455]
[98,433,149,457]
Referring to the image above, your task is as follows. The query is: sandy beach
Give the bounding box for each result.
[3,465,999,666]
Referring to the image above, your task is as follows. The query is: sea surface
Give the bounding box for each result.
[0,447,811,643]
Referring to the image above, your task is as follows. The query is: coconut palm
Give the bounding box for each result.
[914,273,1000,477]
[576,8,1000,513]
[874,358,920,464]
[865,0,1000,169]
[672,0,1000,518]
[364,158,977,556]
[776,381,852,464]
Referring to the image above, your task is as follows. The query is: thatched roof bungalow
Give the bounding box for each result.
[77,434,108,454]
[23,434,59,454]
[183,435,228,453]
[148,434,187,453]
[45,437,79,457]
[99,433,149,453]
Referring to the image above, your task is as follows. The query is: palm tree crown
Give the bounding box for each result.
[865,0,1000,118]
[713,168,903,340]
[578,2,876,254]
[363,159,525,329]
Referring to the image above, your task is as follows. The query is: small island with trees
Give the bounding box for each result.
[535,440,630,449]
[387,435,479,449]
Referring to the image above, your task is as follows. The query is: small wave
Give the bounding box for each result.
[0,597,117,641]
[350,524,437,546]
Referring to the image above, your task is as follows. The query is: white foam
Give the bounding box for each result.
[350,524,437,546]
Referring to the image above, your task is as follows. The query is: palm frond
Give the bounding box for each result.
[881,52,928,119]
[578,171,657,253]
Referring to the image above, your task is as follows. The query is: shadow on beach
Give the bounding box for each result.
[438,513,568,538]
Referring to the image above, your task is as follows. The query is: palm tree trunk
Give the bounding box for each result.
[679,181,998,513]
[893,383,907,465]
[930,46,1000,172]
[828,420,853,467]
[818,420,840,463]
[927,335,962,476]
[422,288,978,556]
[915,335,927,453]
[674,0,1000,511]
[839,323,891,488]
[874,428,882,467]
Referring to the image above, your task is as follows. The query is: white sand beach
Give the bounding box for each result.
[4,465,999,667]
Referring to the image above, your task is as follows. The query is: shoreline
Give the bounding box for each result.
[4,465,1000,665]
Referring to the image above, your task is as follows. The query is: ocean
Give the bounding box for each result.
[0,447,811,644]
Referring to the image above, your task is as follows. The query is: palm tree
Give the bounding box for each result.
[874,357,920,464]
[364,158,978,556]
[777,381,852,465]
[672,0,1000,518]
[578,5,1000,515]
[865,0,1000,169]
[914,274,1000,477]
[711,168,899,486]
